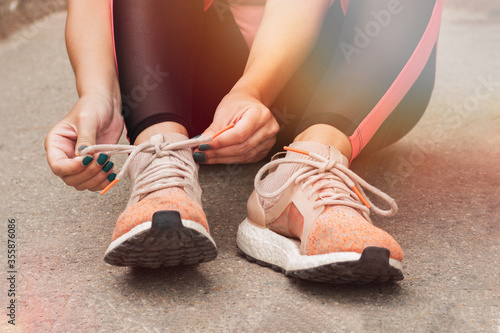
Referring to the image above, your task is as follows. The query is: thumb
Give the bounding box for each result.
[75,116,98,156]
[201,114,239,139]
[200,123,219,139]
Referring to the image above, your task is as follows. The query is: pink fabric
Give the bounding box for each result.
[229,4,266,49]
[341,0,350,15]
[229,0,338,49]
[205,0,214,12]
[348,0,443,161]
[110,0,118,75]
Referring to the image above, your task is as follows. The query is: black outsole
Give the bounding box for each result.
[104,210,217,268]
[238,246,403,284]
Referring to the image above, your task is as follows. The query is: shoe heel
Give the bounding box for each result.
[359,247,391,265]
[151,210,183,231]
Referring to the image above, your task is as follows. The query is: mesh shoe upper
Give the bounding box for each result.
[113,133,208,241]
[82,133,209,242]
[248,141,403,261]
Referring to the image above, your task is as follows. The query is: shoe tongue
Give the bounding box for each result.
[259,142,348,209]
[288,142,353,206]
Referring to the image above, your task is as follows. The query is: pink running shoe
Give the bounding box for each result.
[82,133,217,268]
[237,141,403,283]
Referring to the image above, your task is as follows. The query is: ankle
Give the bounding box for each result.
[294,124,352,160]
[135,122,188,145]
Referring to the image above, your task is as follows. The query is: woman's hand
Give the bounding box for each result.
[194,0,331,164]
[195,89,279,164]
[44,93,123,191]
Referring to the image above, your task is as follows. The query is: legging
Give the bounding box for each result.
[112,0,442,160]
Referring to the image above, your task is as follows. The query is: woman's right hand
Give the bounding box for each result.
[44,93,124,191]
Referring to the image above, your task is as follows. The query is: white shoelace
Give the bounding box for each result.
[80,136,211,202]
[255,148,398,219]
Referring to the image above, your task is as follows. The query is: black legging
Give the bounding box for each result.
[113,0,441,159]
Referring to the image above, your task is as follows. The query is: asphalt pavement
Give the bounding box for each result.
[0,3,498,333]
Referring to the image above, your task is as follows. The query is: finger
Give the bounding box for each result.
[75,113,99,155]
[206,116,256,151]
[76,158,114,190]
[75,167,112,191]
[89,172,116,192]
[47,144,88,178]
[201,136,275,165]
[215,110,277,151]
[197,120,237,151]
[61,153,110,188]
[197,105,261,152]
[45,125,84,177]
[199,124,218,140]
[201,124,276,161]
[202,146,270,165]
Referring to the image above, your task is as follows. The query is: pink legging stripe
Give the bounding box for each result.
[204,0,214,11]
[341,0,350,15]
[110,0,118,75]
[348,0,443,161]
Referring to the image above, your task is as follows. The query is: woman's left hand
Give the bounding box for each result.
[195,89,280,164]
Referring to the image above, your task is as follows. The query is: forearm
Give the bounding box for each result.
[232,0,331,106]
[66,0,119,100]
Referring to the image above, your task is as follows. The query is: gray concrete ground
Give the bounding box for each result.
[0,3,499,333]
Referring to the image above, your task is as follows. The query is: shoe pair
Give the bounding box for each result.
[82,134,403,284]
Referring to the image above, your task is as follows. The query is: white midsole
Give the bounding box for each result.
[236,218,403,272]
[105,219,216,256]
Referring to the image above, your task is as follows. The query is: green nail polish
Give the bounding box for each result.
[97,154,109,166]
[82,156,93,166]
[107,172,116,182]
[198,144,211,151]
[192,135,201,139]
[78,145,88,152]
[193,152,207,163]
[102,161,114,173]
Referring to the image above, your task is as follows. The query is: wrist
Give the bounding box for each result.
[231,78,273,107]
[79,88,121,114]
[78,78,121,108]
[76,67,120,96]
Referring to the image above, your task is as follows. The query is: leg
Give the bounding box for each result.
[293,46,437,160]
[104,0,213,268]
[238,0,443,283]
[113,0,204,144]
[294,124,353,160]
[275,0,441,161]
[113,0,248,143]
[191,4,249,136]
[103,0,248,268]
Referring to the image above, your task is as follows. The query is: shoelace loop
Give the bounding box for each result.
[80,136,211,197]
[79,123,235,196]
[255,146,398,218]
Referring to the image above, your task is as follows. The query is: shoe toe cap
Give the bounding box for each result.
[112,188,208,241]
[304,207,403,261]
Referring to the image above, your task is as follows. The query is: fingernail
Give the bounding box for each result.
[102,161,114,173]
[192,135,201,139]
[78,145,88,152]
[97,154,109,166]
[107,172,117,182]
[193,152,207,163]
[82,156,94,166]
[198,144,211,151]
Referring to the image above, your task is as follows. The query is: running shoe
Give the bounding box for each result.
[81,133,217,268]
[237,141,404,283]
